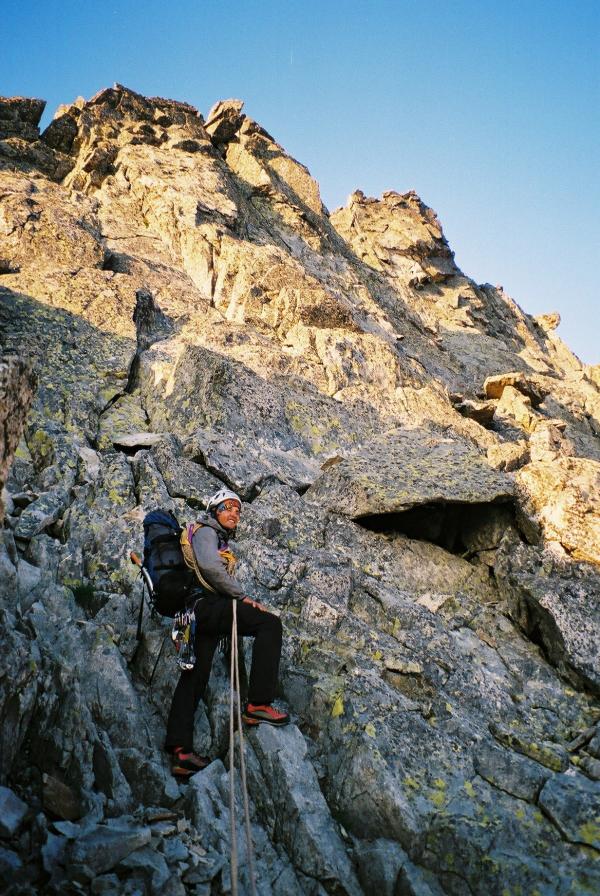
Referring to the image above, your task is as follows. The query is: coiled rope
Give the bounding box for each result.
[229,599,257,896]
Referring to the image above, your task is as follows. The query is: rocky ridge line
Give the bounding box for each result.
[0,85,599,896]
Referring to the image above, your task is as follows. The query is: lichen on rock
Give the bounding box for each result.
[0,83,599,895]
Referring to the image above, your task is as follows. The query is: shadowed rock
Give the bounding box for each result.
[0,354,35,522]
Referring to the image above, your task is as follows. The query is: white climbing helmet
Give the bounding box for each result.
[206,488,242,513]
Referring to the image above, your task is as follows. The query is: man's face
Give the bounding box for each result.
[216,500,241,531]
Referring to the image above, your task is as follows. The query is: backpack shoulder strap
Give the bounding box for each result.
[180,523,216,593]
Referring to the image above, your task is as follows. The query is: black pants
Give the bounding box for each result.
[165,595,283,752]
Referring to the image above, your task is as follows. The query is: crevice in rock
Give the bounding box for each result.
[535,800,577,847]
[125,288,174,395]
[124,355,141,399]
[423,856,476,896]
[517,606,549,656]
[478,771,544,805]
[101,250,131,274]
[252,474,310,502]
[98,390,127,419]
[185,456,290,506]
[90,390,131,449]
[355,500,515,558]
[499,581,570,674]
[169,490,205,510]
[112,442,149,458]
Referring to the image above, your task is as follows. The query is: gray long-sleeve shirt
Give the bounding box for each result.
[191,518,245,600]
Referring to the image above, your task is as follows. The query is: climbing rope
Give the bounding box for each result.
[229,600,257,896]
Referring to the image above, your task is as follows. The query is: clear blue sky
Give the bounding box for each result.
[4,0,599,363]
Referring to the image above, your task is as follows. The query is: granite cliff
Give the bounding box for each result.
[0,85,599,896]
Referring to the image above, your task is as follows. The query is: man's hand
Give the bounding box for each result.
[242,596,268,612]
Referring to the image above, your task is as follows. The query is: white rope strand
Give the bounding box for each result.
[232,602,257,896]
[229,605,238,896]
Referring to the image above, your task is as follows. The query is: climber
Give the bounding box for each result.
[165,487,289,778]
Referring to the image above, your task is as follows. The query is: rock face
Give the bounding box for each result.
[0,84,599,895]
[0,353,35,521]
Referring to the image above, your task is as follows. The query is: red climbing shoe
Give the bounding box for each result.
[170,747,210,778]
[242,703,290,727]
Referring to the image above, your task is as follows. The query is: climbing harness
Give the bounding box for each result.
[229,600,257,896]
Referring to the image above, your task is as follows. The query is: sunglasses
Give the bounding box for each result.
[217,500,241,514]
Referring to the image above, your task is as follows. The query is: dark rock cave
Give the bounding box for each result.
[356,499,516,559]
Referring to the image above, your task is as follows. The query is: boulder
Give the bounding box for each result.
[96,395,150,452]
[353,838,409,896]
[529,420,575,463]
[42,773,82,821]
[204,98,245,143]
[185,427,322,498]
[41,109,80,153]
[305,428,513,518]
[588,727,600,760]
[495,539,600,695]
[0,845,23,876]
[538,772,600,849]
[493,384,537,432]
[247,724,362,894]
[117,845,171,891]
[580,755,600,781]
[486,439,530,472]
[473,740,550,801]
[483,371,546,405]
[0,96,45,126]
[0,786,28,836]
[0,96,45,140]
[516,457,600,564]
[90,874,121,895]
[151,435,223,506]
[111,432,165,450]
[534,311,561,331]
[452,397,496,426]
[67,824,152,876]
[14,487,69,540]
[115,748,180,806]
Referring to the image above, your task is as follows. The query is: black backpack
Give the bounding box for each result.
[142,509,194,617]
